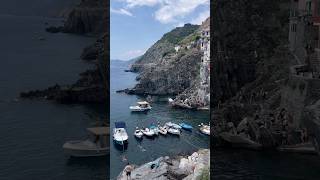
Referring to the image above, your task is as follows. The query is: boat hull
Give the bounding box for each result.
[63,141,109,157]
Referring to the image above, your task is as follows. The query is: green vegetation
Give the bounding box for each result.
[199,166,210,180]
[161,23,199,44]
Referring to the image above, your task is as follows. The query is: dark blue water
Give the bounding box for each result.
[0,15,107,180]
[110,61,210,179]
[213,149,320,180]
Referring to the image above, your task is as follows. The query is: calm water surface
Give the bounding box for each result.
[110,61,210,179]
[213,148,320,180]
[0,15,107,180]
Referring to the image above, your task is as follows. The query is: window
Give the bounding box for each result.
[291,23,297,32]
[306,1,312,15]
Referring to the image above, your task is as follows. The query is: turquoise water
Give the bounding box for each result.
[110,61,210,179]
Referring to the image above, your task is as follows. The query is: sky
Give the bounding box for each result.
[110,0,210,61]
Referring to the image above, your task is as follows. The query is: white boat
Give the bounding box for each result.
[63,127,109,157]
[129,101,152,112]
[113,122,129,145]
[134,127,144,139]
[150,125,159,135]
[141,128,155,137]
[167,127,181,135]
[199,123,210,135]
[165,122,182,129]
[158,125,167,135]
[168,98,174,103]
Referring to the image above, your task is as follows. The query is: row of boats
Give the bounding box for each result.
[113,121,210,145]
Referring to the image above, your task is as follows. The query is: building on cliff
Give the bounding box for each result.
[199,19,210,106]
[289,0,320,74]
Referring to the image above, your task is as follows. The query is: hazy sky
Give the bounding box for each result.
[110,0,210,60]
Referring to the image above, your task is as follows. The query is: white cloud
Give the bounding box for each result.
[111,8,133,16]
[191,10,209,25]
[120,49,146,60]
[124,0,161,8]
[154,0,209,24]
[118,0,209,24]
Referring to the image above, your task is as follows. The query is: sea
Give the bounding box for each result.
[110,60,210,179]
[0,14,108,180]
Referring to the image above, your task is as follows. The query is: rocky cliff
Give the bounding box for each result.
[211,0,320,153]
[21,0,108,104]
[127,20,210,109]
[117,149,209,180]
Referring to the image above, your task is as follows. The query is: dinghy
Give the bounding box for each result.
[158,125,167,135]
[129,101,152,112]
[150,125,159,135]
[141,128,155,137]
[63,127,109,157]
[134,127,143,139]
[165,122,182,129]
[199,123,210,135]
[113,122,129,145]
[167,127,181,135]
[179,123,193,131]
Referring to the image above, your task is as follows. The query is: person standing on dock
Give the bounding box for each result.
[124,162,133,180]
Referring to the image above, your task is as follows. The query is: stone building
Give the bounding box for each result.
[199,19,210,106]
[289,0,320,74]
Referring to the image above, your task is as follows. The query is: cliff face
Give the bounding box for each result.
[211,0,290,106]
[128,20,210,109]
[63,0,107,34]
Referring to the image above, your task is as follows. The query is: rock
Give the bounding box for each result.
[45,26,64,33]
[117,149,210,180]
[81,45,99,61]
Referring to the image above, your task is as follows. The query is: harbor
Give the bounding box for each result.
[110,61,210,179]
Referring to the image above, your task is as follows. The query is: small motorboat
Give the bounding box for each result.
[113,122,129,145]
[63,127,109,157]
[129,101,152,112]
[179,123,193,131]
[158,125,167,135]
[165,122,182,129]
[134,127,144,139]
[141,128,155,137]
[168,98,174,103]
[167,127,181,135]
[199,123,210,135]
[150,125,159,135]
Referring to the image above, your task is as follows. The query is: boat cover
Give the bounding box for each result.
[115,121,126,128]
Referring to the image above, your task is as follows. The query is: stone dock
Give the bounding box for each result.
[117,149,210,180]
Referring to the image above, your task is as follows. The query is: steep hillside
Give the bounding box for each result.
[125,19,210,109]
[130,24,199,72]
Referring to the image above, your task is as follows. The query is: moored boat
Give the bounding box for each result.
[199,123,210,135]
[129,101,152,112]
[113,122,129,145]
[141,128,155,137]
[134,127,144,139]
[158,125,167,135]
[150,125,159,135]
[179,123,193,131]
[167,127,181,135]
[165,122,182,129]
[63,127,109,157]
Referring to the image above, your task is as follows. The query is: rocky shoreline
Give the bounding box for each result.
[20,0,108,104]
[117,149,210,180]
